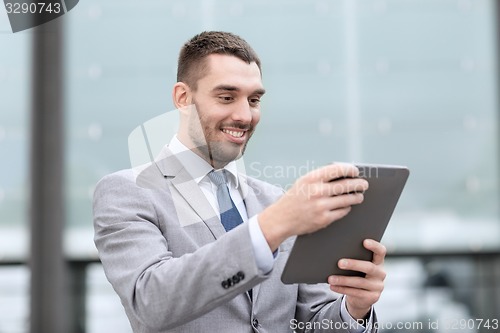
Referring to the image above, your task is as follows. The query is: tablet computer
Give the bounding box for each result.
[281,164,409,284]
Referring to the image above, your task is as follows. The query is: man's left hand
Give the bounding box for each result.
[327,239,387,320]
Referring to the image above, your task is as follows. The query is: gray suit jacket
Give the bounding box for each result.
[93,147,376,332]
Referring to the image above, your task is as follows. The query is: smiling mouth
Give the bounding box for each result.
[221,128,245,138]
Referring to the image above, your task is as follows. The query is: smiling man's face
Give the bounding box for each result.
[178,53,265,168]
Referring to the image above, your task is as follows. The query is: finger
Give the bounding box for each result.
[324,206,352,223]
[363,239,387,266]
[328,275,381,292]
[329,285,381,305]
[307,163,359,183]
[322,193,364,211]
[337,258,386,280]
[322,178,369,196]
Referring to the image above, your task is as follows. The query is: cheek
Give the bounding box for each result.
[251,109,261,125]
[196,105,220,128]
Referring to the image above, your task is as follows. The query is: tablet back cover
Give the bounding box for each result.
[281,164,409,284]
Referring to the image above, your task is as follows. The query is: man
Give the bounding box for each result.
[93,31,386,333]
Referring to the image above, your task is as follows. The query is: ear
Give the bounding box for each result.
[172,82,192,109]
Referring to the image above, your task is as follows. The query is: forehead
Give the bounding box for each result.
[198,54,263,92]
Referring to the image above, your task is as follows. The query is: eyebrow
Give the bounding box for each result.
[212,84,266,96]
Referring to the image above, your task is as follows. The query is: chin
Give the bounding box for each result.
[217,151,243,163]
[213,146,245,164]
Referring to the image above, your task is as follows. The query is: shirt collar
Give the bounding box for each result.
[168,135,240,188]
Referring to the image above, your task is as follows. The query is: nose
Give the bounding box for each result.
[231,99,253,124]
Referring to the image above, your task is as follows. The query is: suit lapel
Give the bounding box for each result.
[171,168,226,239]
[155,146,226,240]
[239,175,260,219]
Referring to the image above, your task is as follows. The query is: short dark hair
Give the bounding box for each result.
[177,31,262,90]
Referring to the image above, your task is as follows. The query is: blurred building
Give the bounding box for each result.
[0,0,499,332]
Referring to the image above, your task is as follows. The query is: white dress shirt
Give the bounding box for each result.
[168,135,373,333]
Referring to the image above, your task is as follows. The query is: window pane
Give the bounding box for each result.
[63,0,499,330]
[0,21,30,261]
[65,0,499,254]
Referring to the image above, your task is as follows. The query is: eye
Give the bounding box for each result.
[249,97,261,107]
[218,95,234,103]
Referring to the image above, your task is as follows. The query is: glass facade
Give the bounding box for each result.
[1,0,499,331]
[64,0,499,255]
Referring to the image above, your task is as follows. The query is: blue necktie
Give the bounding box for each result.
[208,170,252,300]
[208,170,243,232]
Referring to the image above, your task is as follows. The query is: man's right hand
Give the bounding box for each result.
[258,163,369,252]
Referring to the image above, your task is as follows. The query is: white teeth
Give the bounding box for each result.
[222,129,244,138]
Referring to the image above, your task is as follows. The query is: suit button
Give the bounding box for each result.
[237,271,245,280]
[252,318,259,328]
[232,275,240,284]
[221,280,229,289]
